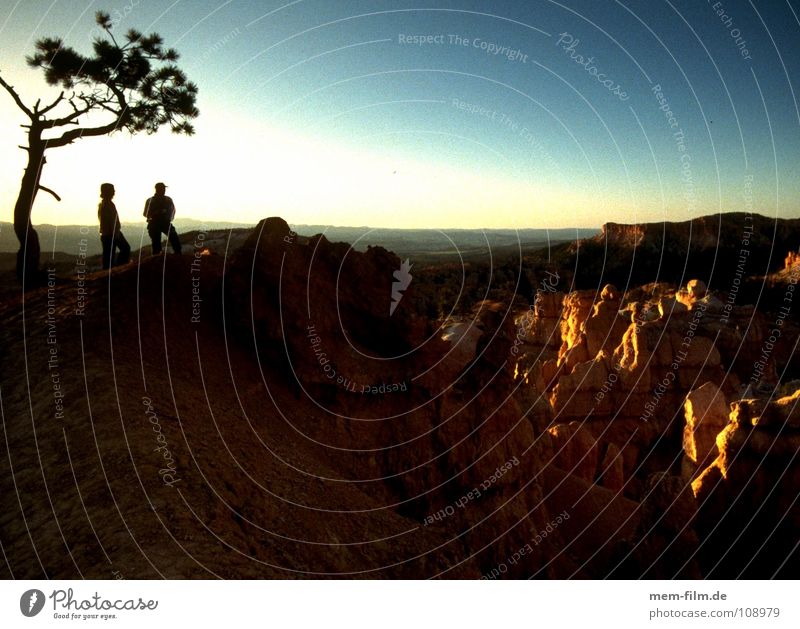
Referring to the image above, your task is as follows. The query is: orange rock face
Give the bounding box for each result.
[691,390,800,577]
[682,382,729,469]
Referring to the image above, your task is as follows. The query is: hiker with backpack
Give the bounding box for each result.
[98,183,131,270]
[143,182,182,255]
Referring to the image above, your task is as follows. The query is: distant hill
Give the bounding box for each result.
[559,212,800,290]
[0,219,597,260]
[0,219,253,258]
[410,212,800,316]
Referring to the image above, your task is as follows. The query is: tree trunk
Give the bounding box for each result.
[14,141,45,286]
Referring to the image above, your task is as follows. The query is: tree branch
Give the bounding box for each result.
[40,96,97,128]
[38,185,61,201]
[47,118,124,147]
[103,25,120,49]
[43,85,127,135]
[0,72,34,119]
[97,101,120,115]
[39,91,64,115]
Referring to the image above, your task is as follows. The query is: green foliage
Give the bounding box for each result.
[23,10,198,136]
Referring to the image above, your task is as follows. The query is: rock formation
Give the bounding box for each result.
[682,382,729,475]
[2,214,798,579]
[692,391,800,577]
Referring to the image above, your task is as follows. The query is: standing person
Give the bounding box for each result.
[98,183,131,270]
[143,182,182,255]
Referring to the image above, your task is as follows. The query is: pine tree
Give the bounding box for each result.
[0,10,199,285]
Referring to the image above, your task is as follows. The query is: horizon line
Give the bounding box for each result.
[3,208,797,232]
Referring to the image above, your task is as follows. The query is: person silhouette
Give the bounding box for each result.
[98,183,131,270]
[143,182,182,255]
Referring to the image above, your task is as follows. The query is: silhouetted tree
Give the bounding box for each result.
[0,10,198,284]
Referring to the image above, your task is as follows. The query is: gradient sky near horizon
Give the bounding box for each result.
[1,0,799,229]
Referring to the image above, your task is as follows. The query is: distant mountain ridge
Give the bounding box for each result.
[0,220,598,259]
[0,219,252,257]
[564,212,800,289]
[597,212,800,250]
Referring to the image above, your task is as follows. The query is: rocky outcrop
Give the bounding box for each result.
[547,286,629,379]
[584,285,629,359]
[694,392,800,493]
[597,213,800,261]
[546,291,724,484]
[523,272,800,502]
[567,213,800,291]
[227,217,430,389]
[508,260,800,576]
[540,421,599,484]
[611,473,702,578]
[682,382,729,471]
[6,212,800,579]
[536,421,624,492]
[439,320,484,380]
[598,222,646,247]
[546,275,797,414]
[691,390,800,577]
[657,295,688,319]
[558,290,595,365]
[514,291,563,359]
[226,219,566,577]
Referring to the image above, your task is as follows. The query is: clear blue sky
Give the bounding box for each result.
[1,0,799,228]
